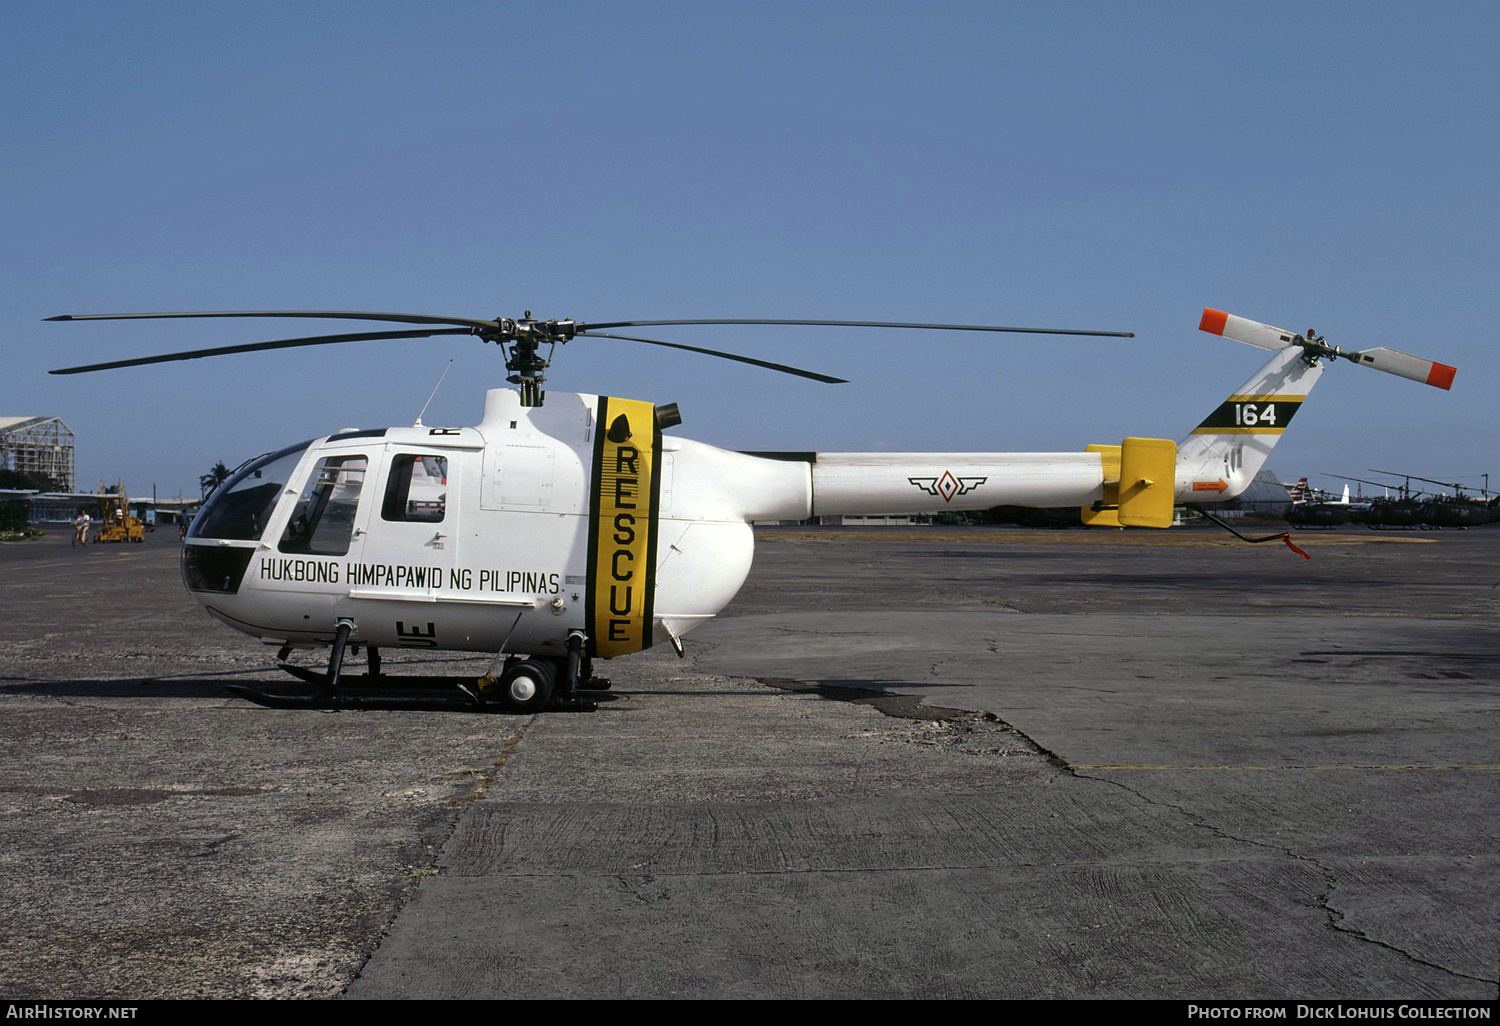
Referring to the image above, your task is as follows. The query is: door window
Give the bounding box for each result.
[278,454,368,556]
[381,454,448,523]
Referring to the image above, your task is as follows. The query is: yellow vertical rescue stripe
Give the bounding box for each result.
[586,397,661,658]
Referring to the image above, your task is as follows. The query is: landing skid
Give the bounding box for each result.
[227,675,606,712]
[248,630,610,713]
[222,661,610,711]
[225,681,478,711]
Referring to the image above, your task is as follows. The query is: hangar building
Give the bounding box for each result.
[0,416,76,491]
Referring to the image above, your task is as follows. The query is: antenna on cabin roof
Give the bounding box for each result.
[414,360,453,428]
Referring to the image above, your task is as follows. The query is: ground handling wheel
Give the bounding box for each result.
[499,659,555,712]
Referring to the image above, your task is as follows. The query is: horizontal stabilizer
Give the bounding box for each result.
[1081,437,1175,529]
[1118,437,1177,528]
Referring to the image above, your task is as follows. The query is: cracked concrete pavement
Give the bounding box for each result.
[349,528,1497,998]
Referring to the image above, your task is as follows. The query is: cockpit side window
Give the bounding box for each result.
[189,441,311,542]
[278,454,368,556]
[381,453,448,523]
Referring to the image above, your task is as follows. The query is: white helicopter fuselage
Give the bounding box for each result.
[183,386,1137,662]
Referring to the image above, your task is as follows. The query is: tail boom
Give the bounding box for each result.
[717,307,1452,528]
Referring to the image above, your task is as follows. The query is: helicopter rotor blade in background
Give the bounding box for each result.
[575,331,849,383]
[48,328,474,375]
[579,317,1135,338]
[1369,469,1466,492]
[46,310,500,331]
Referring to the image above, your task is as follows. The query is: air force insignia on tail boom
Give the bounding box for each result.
[908,471,989,503]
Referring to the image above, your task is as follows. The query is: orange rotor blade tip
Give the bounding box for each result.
[1427,362,1457,390]
[1199,308,1229,336]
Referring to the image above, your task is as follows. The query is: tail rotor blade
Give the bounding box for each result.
[1347,347,1457,390]
[1199,308,1299,351]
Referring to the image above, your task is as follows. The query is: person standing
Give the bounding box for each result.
[73,509,90,547]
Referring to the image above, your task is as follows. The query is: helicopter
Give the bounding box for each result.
[1367,469,1499,528]
[47,306,1456,712]
[1321,472,1429,528]
[1282,477,1361,528]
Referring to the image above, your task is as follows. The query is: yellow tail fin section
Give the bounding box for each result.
[1118,437,1176,527]
[1083,437,1177,529]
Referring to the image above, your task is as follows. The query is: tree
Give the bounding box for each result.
[200,462,231,500]
[0,468,63,491]
[0,501,28,532]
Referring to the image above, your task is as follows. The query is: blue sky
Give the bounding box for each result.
[5,1,1495,500]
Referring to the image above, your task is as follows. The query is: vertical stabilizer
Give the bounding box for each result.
[1176,346,1324,502]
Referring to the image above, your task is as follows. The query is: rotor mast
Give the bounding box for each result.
[485,312,579,407]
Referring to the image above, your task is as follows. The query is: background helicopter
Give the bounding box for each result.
[1282,477,1362,528]
[1367,470,1499,528]
[1321,473,1428,528]
[1319,471,1498,529]
[49,306,1456,712]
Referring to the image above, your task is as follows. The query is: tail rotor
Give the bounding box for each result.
[1199,308,1456,390]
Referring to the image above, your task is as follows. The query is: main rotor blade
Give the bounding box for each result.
[1322,473,1401,490]
[49,327,473,375]
[578,318,1134,338]
[46,310,499,331]
[576,331,848,383]
[1369,470,1463,490]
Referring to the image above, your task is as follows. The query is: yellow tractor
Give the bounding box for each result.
[95,483,145,543]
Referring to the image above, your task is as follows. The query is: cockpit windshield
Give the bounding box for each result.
[188,441,312,542]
